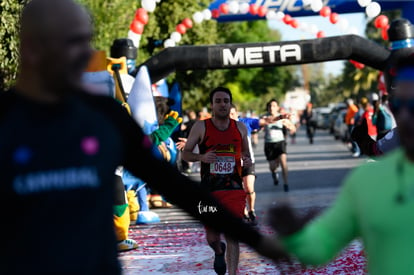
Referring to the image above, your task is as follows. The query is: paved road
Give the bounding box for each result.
[119,127,368,274]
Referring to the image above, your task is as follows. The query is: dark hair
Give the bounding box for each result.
[266,99,279,111]
[230,103,237,110]
[209,86,232,104]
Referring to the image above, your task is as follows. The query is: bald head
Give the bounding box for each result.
[18,0,93,97]
[21,0,90,40]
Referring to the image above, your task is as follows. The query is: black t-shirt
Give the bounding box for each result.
[0,89,262,274]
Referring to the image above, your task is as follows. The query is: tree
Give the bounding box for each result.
[0,0,28,90]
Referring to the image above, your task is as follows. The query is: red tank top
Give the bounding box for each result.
[199,118,243,191]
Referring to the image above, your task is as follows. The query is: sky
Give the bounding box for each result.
[267,12,368,76]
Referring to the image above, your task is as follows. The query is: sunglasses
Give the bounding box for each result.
[390,98,414,115]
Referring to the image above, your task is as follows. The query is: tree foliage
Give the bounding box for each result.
[0,0,28,90]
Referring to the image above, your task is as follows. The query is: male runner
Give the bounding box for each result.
[263,99,296,192]
[182,88,252,275]
[268,55,414,275]
[0,1,286,274]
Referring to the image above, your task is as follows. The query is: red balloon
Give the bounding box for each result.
[375,15,389,29]
[283,14,293,24]
[182,18,193,29]
[350,60,364,69]
[130,20,144,34]
[135,8,149,25]
[319,6,331,17]
[249,4,259,15]
[212,9,220,19]
[258,6,267,17]
[290,19,299,28]
[176,23,187,35]
[382,25,390,40]
[316,31,326,38]
[219,3,229,14]
[330,12,339,24]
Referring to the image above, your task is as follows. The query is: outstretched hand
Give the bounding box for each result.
[267,204,320,237]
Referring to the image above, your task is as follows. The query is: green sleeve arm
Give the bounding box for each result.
[282,174,359,266]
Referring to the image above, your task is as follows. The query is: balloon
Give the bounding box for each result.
[257,6,268,17]
[283,14,292,24]
[211,9,220,19]
[309,24,318,34]
[170,31,182,43]
[239,2,250,14]
[365,2,381,18]
[202,9,212,20]
[381,25,389,40]
[163,38,175,48]
[348,26,359,35]
[192,11,204,24]
[316,31,325,38]
[219,3,229,14]
[182,18,193,29]
[258,6,267,17]
[176,24,187,34]
[130,20,144,34]
[319,6,331,17]
[249,4,259,15]
[311,0,323,12]
[330,12,339,24]
[127,30,141,48]
[228,1,239,14]
[275,11,285,20]
[290,19,299,28]
[374,14,389,28]
[141,0,156,13]
[337,18,349,31]
[299,22,309,32]
[266,10,277,20]
[135,8,149,25]
[357,0,372,7]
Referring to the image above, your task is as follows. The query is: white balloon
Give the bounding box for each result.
[239,2,250,14]
[127,30,141,48]
[266,10,277,20]
[299,22,309,32]
[365,2,381,18]
[309,24,318,34]
[348,26,359,35]
[141,0,156,13]
[337,18,349,31]
[192,11,204,24]
[163,38,175,48]
[357,0,372,7]
[170,31,182,43]
[275,11,285,20]
[311,0,323,12]
[202,9,212,20]
[228,1,239,14]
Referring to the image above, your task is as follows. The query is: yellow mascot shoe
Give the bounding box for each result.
[117,239,138,252]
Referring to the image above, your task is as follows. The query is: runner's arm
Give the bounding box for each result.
[237,121,252,167]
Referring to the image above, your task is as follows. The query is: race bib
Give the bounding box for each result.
[210,156,235,174]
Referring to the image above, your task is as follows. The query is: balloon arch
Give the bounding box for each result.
[126,0,414,95]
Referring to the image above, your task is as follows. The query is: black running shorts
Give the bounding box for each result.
[264,141,287,161]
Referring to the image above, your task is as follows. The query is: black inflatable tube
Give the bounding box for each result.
[140,35,390,83]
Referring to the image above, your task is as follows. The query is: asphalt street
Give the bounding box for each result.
[119,127,368,275]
